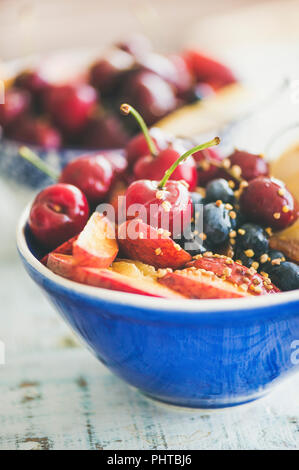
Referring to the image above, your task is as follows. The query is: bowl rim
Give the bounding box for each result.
[16,202,299,314]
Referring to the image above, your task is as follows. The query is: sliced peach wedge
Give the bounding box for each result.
[40,235,78,266]
[73,212,118,268]
[159,268,253,299]
[47,253,77,278]
[117,220,191,269]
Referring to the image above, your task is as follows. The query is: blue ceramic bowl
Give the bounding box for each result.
[17,205,299,408]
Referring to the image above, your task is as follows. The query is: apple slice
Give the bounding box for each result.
[72,266,186,299]
[47,253,78,278]
[40,235,78,266]
[159,268,253,299]
[73,212,118,268]
[118,220,191,269]
[185,255,279,295]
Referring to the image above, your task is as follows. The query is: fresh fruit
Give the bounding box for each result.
[81,115,129,149]
[265,261,299,291]
[47,253,77,278]
[73,212,118,268]
[118,220,191,269]
[184,50,237,89]
[0,88,30,127]
[159,268,252,299]
[59,154,114,206]
[8,117,62,149]
[233,247,255,269]
[269,220,299,263]
[122,71,177,126]
[240,177,299,230]
[89,49,134,94]
[186,255,278,295]
[71,266,186,298]
[14,69,48,94]
[44,83,97,133]
[29,183,89,250]
[125,127,170,167]
[227,150,269,182]
[121,103,197,189]
[194,148,222,186]
[260,249,286,275]
[40,235,78,265]
[205,178,235,204]
[203,202,233,246]
[236,223,269,258]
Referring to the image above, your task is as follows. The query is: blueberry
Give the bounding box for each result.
[267,262,299,291]
[205,178,235,204]
[203,202,232,246]
[237,223,269,258]
[174,225,207,256]
[233,247,255,268]
[234,210,246,229]
[190,191,204,213]
[261,250,286,275]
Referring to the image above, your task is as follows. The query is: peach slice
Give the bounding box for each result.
[72,266,186,299]
[40,235,78,266]
[73,212,118,268]
[117,220,191,269]
[185,255,279,295]
[159,268,253,299]
[47,253,77,278]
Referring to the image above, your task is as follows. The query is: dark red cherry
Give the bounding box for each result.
[227,150,269,182]
[89,49,134,94]
[7,117,62,149]
[59,154,114,206]
[14,69,48,95]
[29,183,89,250]
[122,71,177,126]
[125,127,170,166]
[193,147,222,186]
[125,179,193,237]
[184,50,237,89]
[81,115,129,150]
[0,88,30,128]
[240,177,299,230]
[134,147,197,191]
[44,83,97,133]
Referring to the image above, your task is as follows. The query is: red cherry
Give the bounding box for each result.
[134,147,197,191]
[29,183,89,250]
[44,83,97,133]
[125,127,170,166]
[125,179,193,237]
[81,115,129,150]
[122,71,177,126]
[184,50,237,89]
[240,177,299,230]
[14,69,48,95]
[7,117,62,149]
[193,147,222,186]
[89,49,134,94]
[0,88,30,128]
[227,150,269,182]
[59,154,114,206]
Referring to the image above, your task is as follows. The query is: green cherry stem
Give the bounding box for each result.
[120,103,158,157]
[19,146,59,180]
[158,137,220,189]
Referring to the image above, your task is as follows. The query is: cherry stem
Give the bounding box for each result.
[120,103,158,157]
[19,146,59,180]
[158,137,220,189]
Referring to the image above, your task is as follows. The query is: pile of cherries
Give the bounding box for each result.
[25,103,299,292]
[0,35,237,150]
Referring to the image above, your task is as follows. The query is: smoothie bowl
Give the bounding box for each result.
[16,106,299,408]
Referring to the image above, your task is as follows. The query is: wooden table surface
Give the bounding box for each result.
[0,259,299,450]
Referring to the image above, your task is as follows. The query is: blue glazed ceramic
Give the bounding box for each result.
[0,137,122,189]
[17,205,299,408]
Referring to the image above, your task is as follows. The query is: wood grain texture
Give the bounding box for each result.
[0,260,299,450]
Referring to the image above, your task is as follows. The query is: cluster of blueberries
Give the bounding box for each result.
[175,178,299,292]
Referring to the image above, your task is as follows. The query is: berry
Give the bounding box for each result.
[267,262,299,291]
[89,49,134,94]
[59,154,114,206]
[234,247,255,268]
[193,147,222,186]
[29,183,89,250]
[203,202,232,246]
[125,127,170,167]
[81,115,129,149]
[236,223,269,258]
[260,250,286,275]
[205,178,235,204]
[240,177,299,230]
[0,88,30,128]
[174,229,207,257]
[7,117,62,149]
[44,83,97,133]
